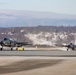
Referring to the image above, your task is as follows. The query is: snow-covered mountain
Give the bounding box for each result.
[0,10,76,27]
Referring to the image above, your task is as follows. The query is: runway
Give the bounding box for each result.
[0,51,76,75]
[0,50,76,57]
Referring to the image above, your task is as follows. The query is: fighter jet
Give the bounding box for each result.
[65,43,76,51]
[0,38,32,50]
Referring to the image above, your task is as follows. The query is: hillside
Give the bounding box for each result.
[0,26,76,46]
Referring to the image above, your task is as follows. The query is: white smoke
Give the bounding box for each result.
[25,32,71,46]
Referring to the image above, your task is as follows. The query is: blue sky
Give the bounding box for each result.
[0,0,76,15]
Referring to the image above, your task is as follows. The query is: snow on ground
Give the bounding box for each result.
[25,32,75,46]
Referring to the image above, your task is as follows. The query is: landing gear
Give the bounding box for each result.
[67,48,68,51]
[0,48,3,51]
[72,47,74,50]
[11,48,13,50]
[0,46,3,51]
[67,47,75,51]
[0,46,13,51]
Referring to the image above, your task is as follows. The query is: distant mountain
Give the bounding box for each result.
[0,10,76,27]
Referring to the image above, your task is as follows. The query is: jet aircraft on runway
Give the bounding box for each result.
[65,43,76,51]
[0,38,32,50]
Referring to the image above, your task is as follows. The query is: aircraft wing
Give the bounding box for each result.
[62,44,76,48]
[15,42,32,47]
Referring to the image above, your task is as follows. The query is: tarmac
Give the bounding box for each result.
[0,50,76,57]
[0,56,76,75]
[0,48,76,75]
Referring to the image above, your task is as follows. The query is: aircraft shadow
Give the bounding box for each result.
[0,59,62,74]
